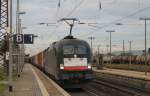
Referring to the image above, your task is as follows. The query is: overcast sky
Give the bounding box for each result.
[13,0,150,55]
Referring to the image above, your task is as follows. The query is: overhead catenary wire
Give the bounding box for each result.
[138,0,143,8]
[36,0,150,39]
[51,0,85,37]
[59,0,105,19]
[64,0,85,18]
[54,0,103,30]
[54,6,60,21]
[58,0,61,8]
[98,0,102,10]
[53,0,62,22]
[103,0,117,4]
[78,5,150,38]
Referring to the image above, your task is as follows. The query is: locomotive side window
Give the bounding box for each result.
[63,45,74,54]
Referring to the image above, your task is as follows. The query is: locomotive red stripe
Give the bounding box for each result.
[64,66,88,71]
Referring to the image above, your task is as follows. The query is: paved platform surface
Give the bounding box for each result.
[8,64,36,96]
[5,64,69,96]
[94,68,150,80]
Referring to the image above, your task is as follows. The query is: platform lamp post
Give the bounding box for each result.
[8,0,13,92]
[16,0,26,34]
[140,17,150,75]
[16,0,26,78]
[16,0,26,33]
[20,27,27,73]
[106,30,115,65]
[17,12,26,77]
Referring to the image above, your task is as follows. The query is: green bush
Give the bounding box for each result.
[0,67,8,81]
[0,84,7,94]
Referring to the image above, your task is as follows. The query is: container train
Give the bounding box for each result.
[30,35,93,88]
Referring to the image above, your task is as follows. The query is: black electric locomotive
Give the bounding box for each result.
[30,18,93,88]
[42,36,93,88]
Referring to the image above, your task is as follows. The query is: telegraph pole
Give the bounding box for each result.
[140,17,150,75]
[97,45,102,68]
[97,45,100,55]
[106,44,109,64]
[88,36,95,53]
[128,40,133,65]
[106,30,115,64]
[8,0,13,92]
[122,40,125,64]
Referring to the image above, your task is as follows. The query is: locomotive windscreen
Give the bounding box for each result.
[63,45,74,54]
[63,45,87,55]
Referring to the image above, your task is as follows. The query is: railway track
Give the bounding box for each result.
[92,79,150,96]
[67,88,91,96]
[68,79,150,96]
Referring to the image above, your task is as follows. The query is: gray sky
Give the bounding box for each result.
[13,0,150,55]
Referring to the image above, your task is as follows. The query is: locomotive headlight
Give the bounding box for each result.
[88,64,91,69]
[60,64,64,70]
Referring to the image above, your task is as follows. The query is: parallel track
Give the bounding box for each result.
[92,79,150,96]
[69,79,150,96]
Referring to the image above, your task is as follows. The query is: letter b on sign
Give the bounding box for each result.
[13,34,23,44]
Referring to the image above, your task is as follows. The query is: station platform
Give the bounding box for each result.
[94,68,150,80]
[5,64,70,96]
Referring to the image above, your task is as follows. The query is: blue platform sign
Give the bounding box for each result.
[13,34,34,44]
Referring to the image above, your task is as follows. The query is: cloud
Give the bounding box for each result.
[15,0,150,55]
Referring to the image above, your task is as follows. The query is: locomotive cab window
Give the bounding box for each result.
[63,45,74,54]
[63,45,87,55]
[76,45,87,54]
